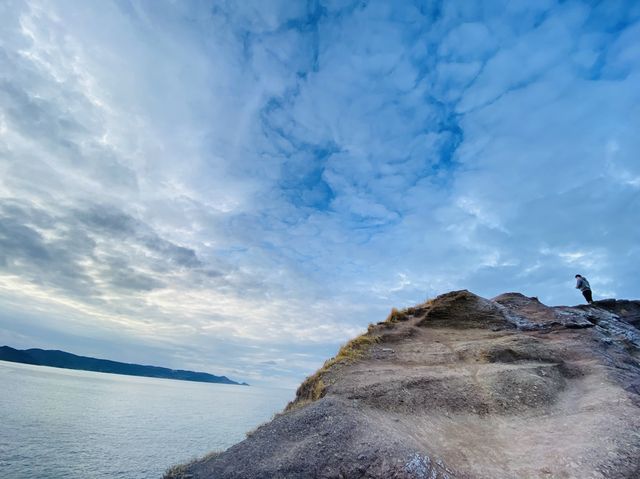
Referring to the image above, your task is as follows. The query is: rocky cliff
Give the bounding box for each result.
[171,291,640,479]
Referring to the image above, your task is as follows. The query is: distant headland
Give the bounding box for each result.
[0,346,248,386]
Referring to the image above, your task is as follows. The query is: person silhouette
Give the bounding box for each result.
[575,274,593,304]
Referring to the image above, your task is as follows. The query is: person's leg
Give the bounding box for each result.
[583,290,593,303]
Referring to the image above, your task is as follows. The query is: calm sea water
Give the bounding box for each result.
[0,360,293,478]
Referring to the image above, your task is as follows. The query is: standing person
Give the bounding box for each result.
[575,274,593,304]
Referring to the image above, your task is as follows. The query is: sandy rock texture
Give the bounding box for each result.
[175,291,640,479]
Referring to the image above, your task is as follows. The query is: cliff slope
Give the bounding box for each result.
[175,291,640,479]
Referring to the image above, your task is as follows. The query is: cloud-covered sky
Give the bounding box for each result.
[1,0,638,386]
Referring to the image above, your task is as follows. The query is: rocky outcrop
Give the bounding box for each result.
[175,291,640,479]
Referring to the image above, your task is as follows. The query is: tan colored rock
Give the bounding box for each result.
[174,291,640,479]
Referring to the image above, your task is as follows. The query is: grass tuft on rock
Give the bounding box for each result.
[163,451,221,479]
[385,307,410,323]
[163,464,190,479]
[285,332,381,411]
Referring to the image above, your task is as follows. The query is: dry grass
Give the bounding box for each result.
[385,307,409,323]
[162,451,221,478]
[330,334,381,363]
[285,332,381,411]
[311,377,326,399]
[163,464,190,479]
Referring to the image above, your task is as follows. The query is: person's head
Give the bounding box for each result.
[575,274,582,278]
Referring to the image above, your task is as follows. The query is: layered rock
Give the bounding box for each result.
[175,291,640,479]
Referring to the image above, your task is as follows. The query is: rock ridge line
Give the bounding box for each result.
[170,290,640,479]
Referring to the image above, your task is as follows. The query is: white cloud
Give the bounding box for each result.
[0,0,639,384]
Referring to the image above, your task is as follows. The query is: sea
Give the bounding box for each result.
[0,360,294,478]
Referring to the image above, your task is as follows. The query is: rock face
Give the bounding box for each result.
[179,291,640,479]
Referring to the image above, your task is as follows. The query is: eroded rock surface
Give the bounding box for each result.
[179,291,640,479]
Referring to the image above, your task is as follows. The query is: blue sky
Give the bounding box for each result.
[0,0,638,387]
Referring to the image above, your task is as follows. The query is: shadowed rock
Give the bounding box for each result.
[171,291,640,479]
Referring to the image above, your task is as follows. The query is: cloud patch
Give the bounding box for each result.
[0,0,639,385]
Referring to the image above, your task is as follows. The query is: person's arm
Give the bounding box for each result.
[575,278,582,289]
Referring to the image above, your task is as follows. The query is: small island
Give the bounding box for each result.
[0,346,247,386]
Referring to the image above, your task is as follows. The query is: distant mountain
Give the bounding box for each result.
[0,346,247,386]
[0,346,41,365]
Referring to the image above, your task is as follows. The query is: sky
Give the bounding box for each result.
[0,0,639,387]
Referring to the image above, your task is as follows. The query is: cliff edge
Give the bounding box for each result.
[170,291,640,479]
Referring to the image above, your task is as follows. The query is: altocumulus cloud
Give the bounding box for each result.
[0,0,638,386]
